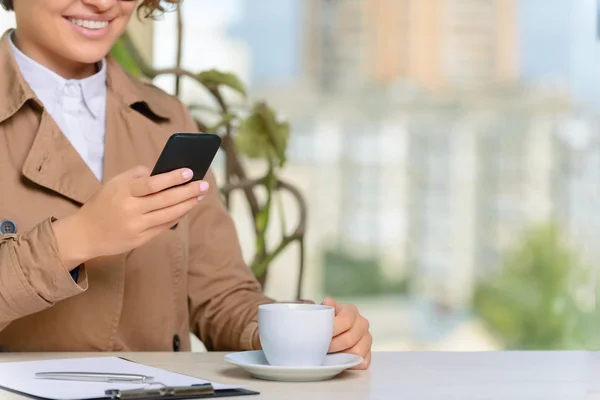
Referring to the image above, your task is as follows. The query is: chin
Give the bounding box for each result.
[62,46,113,65]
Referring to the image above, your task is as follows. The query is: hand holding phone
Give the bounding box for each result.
[151,133,221,182]
[52,133,221,267]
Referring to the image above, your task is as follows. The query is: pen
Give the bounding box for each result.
[34,372,154,383]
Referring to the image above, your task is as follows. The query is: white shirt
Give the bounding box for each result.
[8,32,107,182]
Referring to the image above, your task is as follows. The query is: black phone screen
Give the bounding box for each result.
[151,133,222,181]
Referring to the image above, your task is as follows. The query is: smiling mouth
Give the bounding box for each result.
[66,17,111,30]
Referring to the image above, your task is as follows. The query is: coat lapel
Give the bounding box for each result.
[101,55,172,183]
[0,29,101,205]
[0,30,28,124]
[0,28,174,205]
[21,111,102,204]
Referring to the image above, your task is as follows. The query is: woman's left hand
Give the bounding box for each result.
[322,297,372,369]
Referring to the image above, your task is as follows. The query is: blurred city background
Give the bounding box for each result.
[2,0,599,352]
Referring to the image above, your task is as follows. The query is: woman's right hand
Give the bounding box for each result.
[52,165,208,270]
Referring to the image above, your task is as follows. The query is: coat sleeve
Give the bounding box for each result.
[186,169,276,350]
[0,217,88,330]
[176,102,276,351]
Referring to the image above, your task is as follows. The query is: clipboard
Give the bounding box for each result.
[0,356,259,400]
[0,384,259,400]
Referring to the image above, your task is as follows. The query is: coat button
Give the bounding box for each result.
[172,334,181,352]
[0,219,16,234]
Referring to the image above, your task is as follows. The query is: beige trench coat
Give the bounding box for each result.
[0,29,275,352]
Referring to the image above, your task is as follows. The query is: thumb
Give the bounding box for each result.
[128,165,150,179]
[123,165,151,180]
[322,297,337,308]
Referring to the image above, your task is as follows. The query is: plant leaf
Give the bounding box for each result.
[197,69,247,98]
[235,113,270,159]
[205,113,236,134]
[110,37,142,78]
[234,103,289,167]
[256,103,289,167]
[187,103,222,115]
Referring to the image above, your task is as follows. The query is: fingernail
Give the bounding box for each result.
[199,181,209,192]
[182,169,193,179]
[197,195,205,201]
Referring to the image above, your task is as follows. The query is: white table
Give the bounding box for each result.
[0,351,597,399]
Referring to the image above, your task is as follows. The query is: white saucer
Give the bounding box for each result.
[224,350,363,382]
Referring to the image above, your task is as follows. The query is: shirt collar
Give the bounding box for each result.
[0,28,171,125]
[7,30,107,119]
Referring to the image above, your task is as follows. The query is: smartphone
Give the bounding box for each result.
[151,133,221,182]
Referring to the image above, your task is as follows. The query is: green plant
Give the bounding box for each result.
[322,249,409,298]
[473,222,598,350]
[110,12,307,298]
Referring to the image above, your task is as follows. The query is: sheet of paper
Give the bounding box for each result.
[0,356,242,400]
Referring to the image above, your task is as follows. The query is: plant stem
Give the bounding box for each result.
[114,31,307,299]
[251,234,302,283]
[276,189,287,236]
[219,177,307,299]
[175,6,183,96]
[210,87,235,209]
[252,164,275,278]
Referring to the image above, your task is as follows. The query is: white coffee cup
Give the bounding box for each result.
[258,303,334,367]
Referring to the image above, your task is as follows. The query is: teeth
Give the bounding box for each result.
[68,18,109,30]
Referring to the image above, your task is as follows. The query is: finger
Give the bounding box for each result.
[331,304,359,337]
[142,180,209,213]
[323,297,347,317]
[345,334,372,370]
[129,165,151,179]
[322,297,350,336]
[329,315,369,353]
[136,217,184,247]
[139,215,186,242]
[322,297,337,309]
[349,347,372,370]
[113,165,150,182]
[130,168,193,197]
[142,195,202,229]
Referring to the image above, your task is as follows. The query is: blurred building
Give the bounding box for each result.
[246,0,600,313]
[302,0,364,93]
[281,89,575,309]
[1,0,598,352]
[302,0,519,93]
[227,0,302,89]
[151,0,251,104]
[519,0,600,108]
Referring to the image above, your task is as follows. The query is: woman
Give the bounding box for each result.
[0,0,372,368]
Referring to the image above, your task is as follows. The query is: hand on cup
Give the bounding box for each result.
[258,303,334,367]
[322,297,372,370]
[53,165,209,269]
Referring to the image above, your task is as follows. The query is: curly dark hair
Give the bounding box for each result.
[0,0,182,19]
